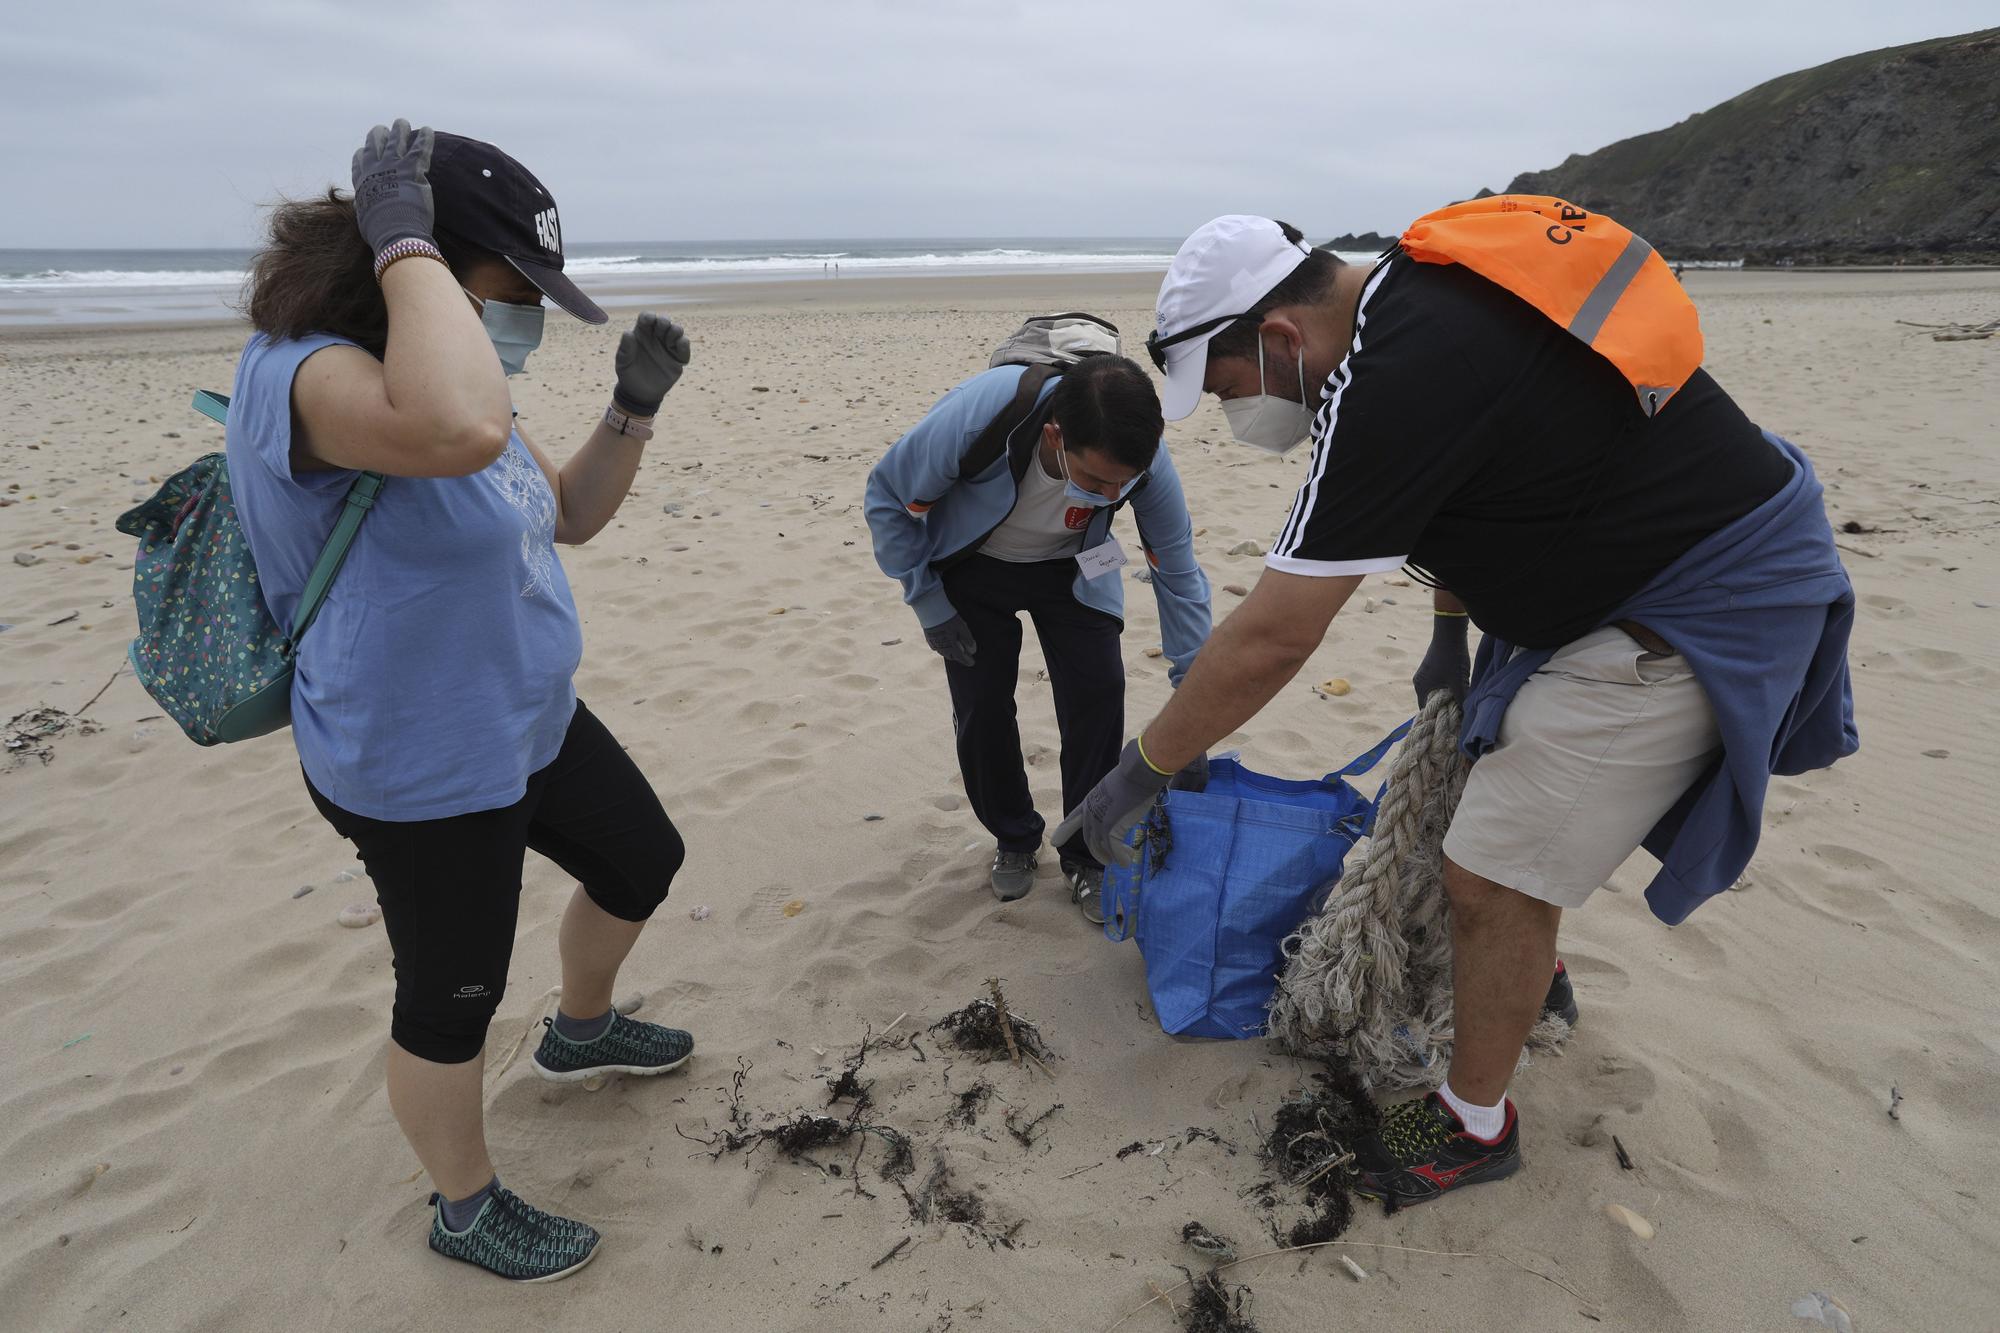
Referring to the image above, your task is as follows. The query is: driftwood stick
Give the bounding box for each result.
[987,977,1022,1066]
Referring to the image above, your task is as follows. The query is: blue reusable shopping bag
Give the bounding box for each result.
[1101,720,1411,1039]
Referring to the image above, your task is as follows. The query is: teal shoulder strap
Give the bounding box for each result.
[290,472,385,644]
[192,389,230,424]
[190,389,385,647]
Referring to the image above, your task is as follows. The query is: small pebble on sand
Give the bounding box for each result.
[881,638,902,646]
[616,993,645,1016]
[1223,584,1247,596]
[689,904,713,922]
[1143,647,1164,658]
[337,903,381,929]
[863,813,885,822]
[1227,540,1265,556]
[1314,678,1352,698]
[291,885,315,900]
[13,552,41,567]
[782,900,806,917]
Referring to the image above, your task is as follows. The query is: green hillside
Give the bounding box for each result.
[1505,29,2000,262]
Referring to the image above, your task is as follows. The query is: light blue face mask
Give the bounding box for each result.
[1057,443,1140,509]
[466,289,545,376]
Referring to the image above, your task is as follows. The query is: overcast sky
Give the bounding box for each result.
[4,1,1990,249]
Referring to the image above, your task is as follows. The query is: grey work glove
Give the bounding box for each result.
[1051,739,1176,868]
[923,614,977,667]
[1168,751,1210,793]
[612,312,692,417]
[1413,611,1471,706]
[350,119,436,256]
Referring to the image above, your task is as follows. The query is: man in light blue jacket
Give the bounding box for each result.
[866,354,1213,917]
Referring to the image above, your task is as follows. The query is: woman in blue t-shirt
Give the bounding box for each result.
[228,121,693,1282]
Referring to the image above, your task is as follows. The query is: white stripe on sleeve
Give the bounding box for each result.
[1264,552,1408,578]
[1273,257,1397,559]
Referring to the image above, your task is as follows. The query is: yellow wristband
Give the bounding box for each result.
[1434,609,1469,617]
[1134,736,1174,777]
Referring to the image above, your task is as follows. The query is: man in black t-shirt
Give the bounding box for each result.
[1056,214,1796,1209]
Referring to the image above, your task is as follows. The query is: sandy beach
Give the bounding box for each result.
[2,268,1995,1331]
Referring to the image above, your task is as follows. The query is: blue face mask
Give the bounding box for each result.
[1057,443,1139,508]
[466,289,545,376]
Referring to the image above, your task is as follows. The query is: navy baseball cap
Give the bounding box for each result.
[428,132,607,325]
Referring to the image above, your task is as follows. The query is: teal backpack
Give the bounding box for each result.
[114,390,383,745]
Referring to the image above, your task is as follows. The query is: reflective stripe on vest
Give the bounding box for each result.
[1400,195,1702,416]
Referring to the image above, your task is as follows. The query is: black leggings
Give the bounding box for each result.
[306,700,684,1064]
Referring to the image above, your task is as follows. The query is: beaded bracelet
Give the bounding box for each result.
[373,237,447,284]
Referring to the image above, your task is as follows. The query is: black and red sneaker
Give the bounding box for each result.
[1544,958,1579,1026]
[1352,1091,1521,1210]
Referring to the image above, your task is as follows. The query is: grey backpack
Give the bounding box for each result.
[952,313,1122,482]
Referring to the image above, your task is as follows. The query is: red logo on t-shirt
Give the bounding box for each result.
[1064,506,1091,531]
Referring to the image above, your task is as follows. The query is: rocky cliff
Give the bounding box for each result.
[1504,28,2000,263]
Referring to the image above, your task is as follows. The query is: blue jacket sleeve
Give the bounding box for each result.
[864,367,1023,629]
[1128,442,1212,686]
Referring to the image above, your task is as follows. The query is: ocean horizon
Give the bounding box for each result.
[0,238,1243,328]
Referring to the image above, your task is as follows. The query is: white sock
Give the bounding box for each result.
[1438,1080,1507,1141]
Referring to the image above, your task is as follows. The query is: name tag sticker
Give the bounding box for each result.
[1076,535,1129,579]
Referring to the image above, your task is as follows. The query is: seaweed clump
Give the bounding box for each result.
[929,996,1052,1064]
[1261,1058,1379,1244]
[1178,1268,1261,1332]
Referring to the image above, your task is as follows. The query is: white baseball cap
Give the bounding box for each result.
[1148,215,1313,421]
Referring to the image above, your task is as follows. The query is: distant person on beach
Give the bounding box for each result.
[1062,209,1856,1206]
[228,120,697,1282]
[866,351,1213,917]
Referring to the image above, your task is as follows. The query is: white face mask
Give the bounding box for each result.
[1221,332,1314,455]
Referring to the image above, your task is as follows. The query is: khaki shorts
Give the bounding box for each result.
[1442,625,1722,909]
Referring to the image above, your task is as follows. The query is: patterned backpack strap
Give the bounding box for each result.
[289,471,385,645]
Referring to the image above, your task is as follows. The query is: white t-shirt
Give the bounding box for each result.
[980,451,1092,563]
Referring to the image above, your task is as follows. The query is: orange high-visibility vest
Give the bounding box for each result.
[1400,195,1702,416]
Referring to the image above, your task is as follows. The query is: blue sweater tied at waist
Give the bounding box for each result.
[1463,432,1859,924]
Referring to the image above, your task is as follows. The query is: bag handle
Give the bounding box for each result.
[1326,717,1414,782]
[289,471,385,645]
[192,389,231,425]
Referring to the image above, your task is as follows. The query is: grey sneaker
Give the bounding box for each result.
[1064,862,1105,925]
[990,849,1038,901]
[428,1184,600,1282]
[531,1011,694,1083]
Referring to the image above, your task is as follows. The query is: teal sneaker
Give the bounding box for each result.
[428,1185,600,1282]
[530,1010,694,1083]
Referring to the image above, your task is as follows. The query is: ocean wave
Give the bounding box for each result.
[0,268,248,290]
[566,248,1174,277]
[1,247,1177,291]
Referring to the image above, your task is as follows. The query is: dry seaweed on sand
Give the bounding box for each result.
[825,1048,871,1109]
[1264,1062,1377,1180]
[929,991,1053,1065]
[4,705,103,768]
[897,1160,1024,1250]
[1177,1268,1261,1333]
[1259,1058,1378,1241]
[1181,1221,1237,1262]
[1005,1102,1063,1149]
[944,1081,993,1128]
[767,1113,860,1158]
